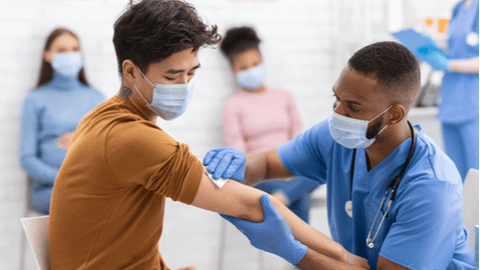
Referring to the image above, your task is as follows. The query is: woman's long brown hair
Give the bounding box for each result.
[35,28,89,88]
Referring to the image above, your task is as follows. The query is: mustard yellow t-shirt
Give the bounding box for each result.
[49,96,203,270]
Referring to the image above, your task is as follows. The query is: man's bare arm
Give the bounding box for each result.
[190,170,369,268]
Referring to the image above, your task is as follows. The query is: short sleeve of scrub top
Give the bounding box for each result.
[277,121,331,184]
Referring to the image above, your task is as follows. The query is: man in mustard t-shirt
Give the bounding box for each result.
[48,1,370,269]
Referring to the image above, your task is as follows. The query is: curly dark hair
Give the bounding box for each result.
[113,0,221,76]
[220,26,261,63]
[348,41,420,105]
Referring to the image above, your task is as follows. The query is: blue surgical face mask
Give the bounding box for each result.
[134,69,194,121]
[328,106,391,149]
[51,52,84,77]
[236,65,266,90]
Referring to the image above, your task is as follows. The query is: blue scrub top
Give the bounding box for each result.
[277,120,474,269]
[438,0,479,123]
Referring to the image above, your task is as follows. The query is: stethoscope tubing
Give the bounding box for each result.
[350,121,417,249]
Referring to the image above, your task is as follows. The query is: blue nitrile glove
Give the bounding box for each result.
[417,44,451,71]
[202,147,245,181]
[221,194,309,265]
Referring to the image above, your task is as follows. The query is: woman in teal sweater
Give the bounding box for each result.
[19,28,105,214]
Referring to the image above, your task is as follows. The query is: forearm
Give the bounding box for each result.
[297,249,367,270]
[450,57,479,73]
[194,172,344,261]
[269,195,347,263]
[243,152,269,186]
[192,172,266,222]
[243,149,295,186]
[281,177,320,202]
[20,156,58,184]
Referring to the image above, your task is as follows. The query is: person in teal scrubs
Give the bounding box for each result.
[204,42,474,269]
[440,0,479,180]
[421,0,479,180]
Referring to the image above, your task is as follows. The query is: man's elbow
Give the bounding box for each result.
[237,193,278,223]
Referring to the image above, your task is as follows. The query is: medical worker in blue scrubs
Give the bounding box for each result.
[204,42,474,269]
[420,0,479,180]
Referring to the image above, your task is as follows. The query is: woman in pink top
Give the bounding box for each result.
[220,26,319,223]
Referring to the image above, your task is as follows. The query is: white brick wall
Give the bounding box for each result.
[0,0,458,269]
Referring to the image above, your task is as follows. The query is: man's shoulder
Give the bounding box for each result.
[303,119,332,142]
[284,119,335,154]
[77,97,161,144]
[406,130,462,188]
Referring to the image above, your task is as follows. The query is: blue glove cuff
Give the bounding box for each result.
[288,240,309,265]
[231,163,245,182]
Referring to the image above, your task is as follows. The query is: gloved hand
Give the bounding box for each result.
[417,44,451,71]
[202,147,245,181]
[221,194,308,265]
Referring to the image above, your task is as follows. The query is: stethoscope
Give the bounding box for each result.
[346,121,416,249]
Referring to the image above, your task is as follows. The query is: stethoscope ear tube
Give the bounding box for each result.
[390,122,416,201]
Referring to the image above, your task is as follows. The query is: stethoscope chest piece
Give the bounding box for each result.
[345,200,353,218]
[367,240,374,249]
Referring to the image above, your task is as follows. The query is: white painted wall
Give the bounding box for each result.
[0,0,459,269]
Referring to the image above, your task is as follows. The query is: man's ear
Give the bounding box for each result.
[389,105,406,125]
[122,60,137,84]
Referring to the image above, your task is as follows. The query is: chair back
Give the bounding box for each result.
[20,215,50,270]
[463,168,479,250]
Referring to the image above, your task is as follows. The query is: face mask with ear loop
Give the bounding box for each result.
[133,68,194,121]
[328,106,392,149]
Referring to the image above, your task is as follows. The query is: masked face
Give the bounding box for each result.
[329,65,396,149]
[328,106,391,149]
[128,48,200,121]
[231,48,265,90]
[134,68,194,121]
[51,52,84,77]
[235,65,266,90]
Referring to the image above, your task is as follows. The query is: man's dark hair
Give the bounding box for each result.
[113,0,221,76]
[220,26,261,63]
[348,41,421,106]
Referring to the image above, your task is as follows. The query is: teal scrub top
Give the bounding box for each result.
[438,0,479,123]
[277,120,474,269]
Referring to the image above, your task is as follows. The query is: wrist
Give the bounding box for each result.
[330,243,349,262]
[445,60,452,71]
[288,239,308,265]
